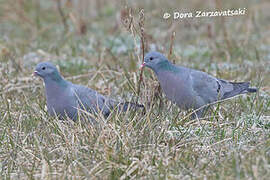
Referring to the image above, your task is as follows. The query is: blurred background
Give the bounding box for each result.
[0,0,269,95]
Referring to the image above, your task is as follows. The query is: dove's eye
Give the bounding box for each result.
[149,57,154,61]
[42,67,46,70]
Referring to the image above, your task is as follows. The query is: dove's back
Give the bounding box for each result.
[72,84,113,118]
[155,64,257,114]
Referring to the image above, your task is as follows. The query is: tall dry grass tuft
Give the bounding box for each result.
[136,9,146,103]
[120,7,147,104]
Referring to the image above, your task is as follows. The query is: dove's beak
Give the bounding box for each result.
[140,62,145,70]
[33,71,38,76]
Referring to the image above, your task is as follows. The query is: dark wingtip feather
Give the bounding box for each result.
[118,102,145,113]
[222,82,257,99]
[247,88,257,93]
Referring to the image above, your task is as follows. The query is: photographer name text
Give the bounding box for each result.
[163,8,247,20]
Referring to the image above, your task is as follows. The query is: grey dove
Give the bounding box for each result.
[34,62,144,121]
[141,51,257,118]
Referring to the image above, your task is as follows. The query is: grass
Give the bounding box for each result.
[0,0,269,179]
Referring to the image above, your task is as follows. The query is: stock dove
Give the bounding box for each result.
[141,51,257,118]
[34,62,144,121]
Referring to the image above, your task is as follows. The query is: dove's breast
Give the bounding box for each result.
[46,85,78,119]
[157,70,197,110]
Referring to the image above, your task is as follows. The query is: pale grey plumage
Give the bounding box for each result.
[142,51,257,118]
[34,62,144,121]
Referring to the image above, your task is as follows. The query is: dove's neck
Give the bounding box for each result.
[44,74,68,96]
[154,60,179,74]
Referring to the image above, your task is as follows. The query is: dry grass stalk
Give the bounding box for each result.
[56,0,68,32]
[136,9,146,103]
[168,31,176,63]
[215,0,232,58]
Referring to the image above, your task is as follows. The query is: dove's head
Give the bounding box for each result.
[141,51,171,72]
[34,62,62,82]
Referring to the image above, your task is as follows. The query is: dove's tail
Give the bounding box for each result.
[117,102,145,113]
[102,100,145,118]
[222,82,257,99]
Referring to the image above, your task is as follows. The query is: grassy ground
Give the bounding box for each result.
[0,0,269,179]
